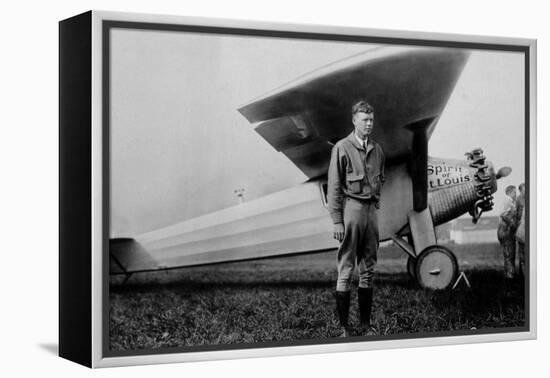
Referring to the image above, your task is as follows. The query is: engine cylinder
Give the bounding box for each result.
[429,182,477,226]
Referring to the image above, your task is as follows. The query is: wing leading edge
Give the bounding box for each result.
[238,46,470,179]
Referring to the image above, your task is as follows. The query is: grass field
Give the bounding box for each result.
[109,242,527,352]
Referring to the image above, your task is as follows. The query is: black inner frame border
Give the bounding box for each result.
[102,19,531,359]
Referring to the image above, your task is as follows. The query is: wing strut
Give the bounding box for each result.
[408,116,437,211]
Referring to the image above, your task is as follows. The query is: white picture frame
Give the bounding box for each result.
[59,10,537,368]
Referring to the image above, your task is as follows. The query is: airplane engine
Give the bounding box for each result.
[428,149,510,226]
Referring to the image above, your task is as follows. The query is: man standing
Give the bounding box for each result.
[515,183,526,279]
[327,100,385,337]
[497,185,518,282]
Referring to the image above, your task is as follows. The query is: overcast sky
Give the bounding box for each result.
[110,29,524,237]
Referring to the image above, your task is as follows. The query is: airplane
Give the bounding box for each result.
[110,46,512,290]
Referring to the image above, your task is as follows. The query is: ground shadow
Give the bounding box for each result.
[38,343,58,356]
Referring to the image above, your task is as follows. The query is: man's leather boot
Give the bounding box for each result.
[335,291,351,337]
[358,287,376,335]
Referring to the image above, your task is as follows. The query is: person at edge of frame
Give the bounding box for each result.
[497,185,518,295]
[515,182,526,282]
[327,99,385,337]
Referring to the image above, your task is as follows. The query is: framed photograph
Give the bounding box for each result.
[59,10,537,368]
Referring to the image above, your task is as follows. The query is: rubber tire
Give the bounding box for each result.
[407,256,416,279]
[415,245,458,290]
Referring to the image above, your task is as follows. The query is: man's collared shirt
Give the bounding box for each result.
[354,133,368,149]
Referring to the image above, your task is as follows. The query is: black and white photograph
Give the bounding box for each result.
[103,16,532,357]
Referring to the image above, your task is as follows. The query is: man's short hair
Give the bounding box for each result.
[505,185,516,195]
[351,100,374,116]
[519,182,526,192]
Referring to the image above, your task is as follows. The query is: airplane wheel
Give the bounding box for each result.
[415,245,458,290]
[407,256,416,279]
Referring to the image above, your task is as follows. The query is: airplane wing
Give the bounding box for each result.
[238,46,470,180]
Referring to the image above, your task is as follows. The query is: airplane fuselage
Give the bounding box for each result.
[111,155,498,274]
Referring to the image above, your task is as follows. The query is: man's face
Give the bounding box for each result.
[509,189,517,200]
[352,111,374,140]
[519,186,525,196]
